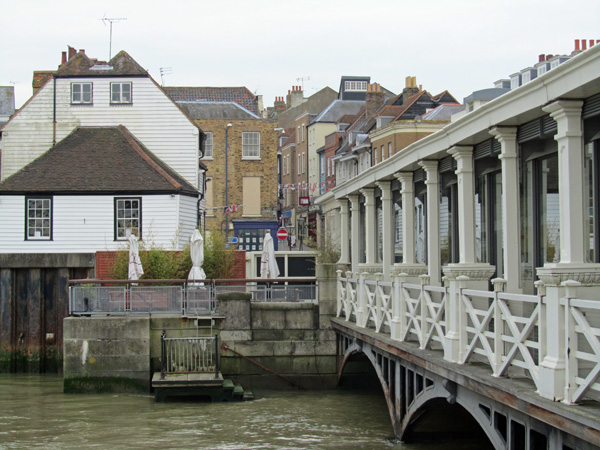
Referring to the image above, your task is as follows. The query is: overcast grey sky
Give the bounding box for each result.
[2,0,599,110]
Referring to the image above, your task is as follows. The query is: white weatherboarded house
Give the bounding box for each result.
[0,126,202,252]
[0,49,206,252]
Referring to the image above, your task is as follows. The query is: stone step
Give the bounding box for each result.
[233,383,244,398]
[222,379,234,391]
[243,389,254,401]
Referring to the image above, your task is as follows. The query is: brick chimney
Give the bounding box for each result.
[402,76,420,104]
[287,86,304,108]
[366,83,385,120]
[274,96,286,111]
[68,45,77,60]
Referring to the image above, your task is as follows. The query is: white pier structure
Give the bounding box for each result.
[321,45,600,448]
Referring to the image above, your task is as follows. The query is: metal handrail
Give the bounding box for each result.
[160,330,219,379]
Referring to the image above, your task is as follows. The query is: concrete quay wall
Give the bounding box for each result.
[63,267,341,392]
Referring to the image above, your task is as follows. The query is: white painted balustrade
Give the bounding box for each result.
[336,271,600,404]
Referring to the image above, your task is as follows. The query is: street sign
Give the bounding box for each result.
[276,228,289,240]
[230,237,238,244]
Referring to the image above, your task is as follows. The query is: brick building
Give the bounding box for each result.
[176,101,280,251]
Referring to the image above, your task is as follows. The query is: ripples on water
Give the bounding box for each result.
[0,375,402,450]
[0,375,490,449]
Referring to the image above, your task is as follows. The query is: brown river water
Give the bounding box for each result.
[0,375,490,449]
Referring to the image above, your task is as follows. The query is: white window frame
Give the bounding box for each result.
[26,197,52,240]
[242,132,260,159]
[115,197,141,240]
[71,82,92,104]
[344,80,368,92]
[204,132,213,158]
[388,142,392,158]
[110,82,132,104]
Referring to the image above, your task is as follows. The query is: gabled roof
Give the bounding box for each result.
[421,103,465,120]
[311,100,364,124]
[432,90,459,104]
[0,126,198,196]
[55,50,148,77]
[164,87,259,116]
[178,101,260,120]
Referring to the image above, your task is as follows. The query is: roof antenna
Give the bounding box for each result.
[296,76,311,90]
[101,14,127,60]
[160,67,173,86]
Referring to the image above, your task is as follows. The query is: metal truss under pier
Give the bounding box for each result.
[332,318,600,450]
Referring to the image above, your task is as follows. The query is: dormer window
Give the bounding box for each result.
[111,82,132,104]
[71,82,92,104]
[345,81,368,92]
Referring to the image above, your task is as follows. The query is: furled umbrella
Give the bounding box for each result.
[128,233,144,283]
[188,228,206,287]
[260,231,280,279]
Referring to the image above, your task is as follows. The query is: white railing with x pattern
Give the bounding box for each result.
[336,271,600,405]
[562,281,600,404]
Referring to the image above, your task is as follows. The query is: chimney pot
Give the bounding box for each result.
[539,54,545,62]
[61,51,67,64]
[590,39,594,48]
[80,49,85,54]
[547,54,553,60]
[575,39,580,51]
[582,40,587,50]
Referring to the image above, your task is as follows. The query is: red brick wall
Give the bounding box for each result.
[96,251,120,279]
[95,250,246,279]
[232,250,246,279]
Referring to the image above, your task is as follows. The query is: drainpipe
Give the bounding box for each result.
[52,77,57,145]
[225,123,233,243]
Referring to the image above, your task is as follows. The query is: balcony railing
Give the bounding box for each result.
[337,271,600,404]
[68,278,317,316]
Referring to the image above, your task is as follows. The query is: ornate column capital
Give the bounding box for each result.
[337,198,350,215]
[447,146,474,175]
[394,172,414,194]
[418,160,439,185]
[359,187,376,205]
[375,180,392,201]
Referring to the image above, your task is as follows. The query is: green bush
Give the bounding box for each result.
[306,232,340,264]
[202,228,236,279]
[110,242,191,280]
[109,229,235,280]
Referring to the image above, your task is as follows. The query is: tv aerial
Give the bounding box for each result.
[160,67,173,86]
[101,14,127,60]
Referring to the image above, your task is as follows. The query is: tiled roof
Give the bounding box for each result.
[421,103,465,120]
[337,114,358,125]
[32,72,54,90]
[312,100,364,123]
[178,101,260,120]
[0,126,198,196]
[0,86,15,116]
[55,50,148,77]
[377,105,405,117]
[164,87,259,116]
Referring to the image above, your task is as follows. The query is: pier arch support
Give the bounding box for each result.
[336,332,566,449]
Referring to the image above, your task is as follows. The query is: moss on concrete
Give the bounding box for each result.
[64,376,149,394]
[0,347,63,374]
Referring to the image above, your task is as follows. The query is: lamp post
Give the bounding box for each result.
[225,123,233,244]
